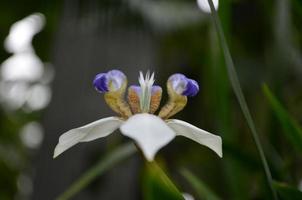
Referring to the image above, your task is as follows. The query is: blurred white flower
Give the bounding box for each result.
[127,0,206,32]
[20,121,44,149]
[1,52,44,82]
[4,13,45,53]
[197,0,219,13]
[299,179,302,192]
[26,84,51,111]
[0,82,28,109]
[17,174,33,196]
[54,71,222,161]
[183,193,195,200]
[0,13,53,112]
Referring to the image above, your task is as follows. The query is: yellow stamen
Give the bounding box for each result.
[104,81,132,119]
[158,82,187,119]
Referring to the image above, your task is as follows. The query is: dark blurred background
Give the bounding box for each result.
[0,0,302,199]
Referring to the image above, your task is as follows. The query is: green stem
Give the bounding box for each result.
[133,143,184,199]
[56,143,136,200]
[181,168,221,200]
[207,0,278,199]
[144,161,184,200]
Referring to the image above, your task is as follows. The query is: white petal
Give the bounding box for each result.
[167,119,222,157]
[183,193,195,200]
[53,117,122,158]
[120,113,175,161]
[197,0,219,13]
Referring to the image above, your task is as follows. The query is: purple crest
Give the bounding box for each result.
[93,70,126,93]
[169,73,199,97]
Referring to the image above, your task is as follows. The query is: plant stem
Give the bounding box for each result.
[207,0,278,199]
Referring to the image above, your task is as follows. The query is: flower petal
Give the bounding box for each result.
[167,119,222,157]
[168,73,199,97]
[183,193,195,200]
[93,70,126,93]
[197,0,219,13]
[120,113,175,161]
[53,117,123,158]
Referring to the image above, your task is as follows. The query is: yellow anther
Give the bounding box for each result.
[149,87,162,114]
[127,87,141,114]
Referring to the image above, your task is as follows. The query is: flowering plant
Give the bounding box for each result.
[54,70,222,161]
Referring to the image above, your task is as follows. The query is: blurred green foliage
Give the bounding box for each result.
[273,181,302,200]
[263,85,302,153]
[181,168,221,200]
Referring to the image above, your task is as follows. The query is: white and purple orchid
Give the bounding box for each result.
[53,70,222,161]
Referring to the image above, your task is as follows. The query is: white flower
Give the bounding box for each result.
[54,70,222,161]
[197,0,219,13]
[183,193,195,200]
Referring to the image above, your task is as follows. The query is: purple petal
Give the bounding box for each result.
[151,85,162,94]
[169,74,187,86]
[93,73,108,92]
[129,85,141,95]
[168,74,187,94]
[106,70,126,91]
[93,70,126,93]
[182,79,199,97]
[168,73,199,97]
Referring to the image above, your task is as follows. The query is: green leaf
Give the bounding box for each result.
[263,84,302,153]
[206,1,249,198]
[143,162,184,200]
[207,0,277,199]
[56,143,136,200]
[181,169,221,200]
[273,181,302,200]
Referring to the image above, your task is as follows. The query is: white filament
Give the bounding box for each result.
[138,71,155,113]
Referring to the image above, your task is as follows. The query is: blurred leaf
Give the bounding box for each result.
[56,143,136,200]
[207,0,277,199]
[143,162,184,200]
[180,168,221,200]
[273,181,302,200]
[207,0,249,198]
[263,84,302,153]
[223,142,261,171]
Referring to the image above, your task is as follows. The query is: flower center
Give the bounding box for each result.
[93,70,199,119]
